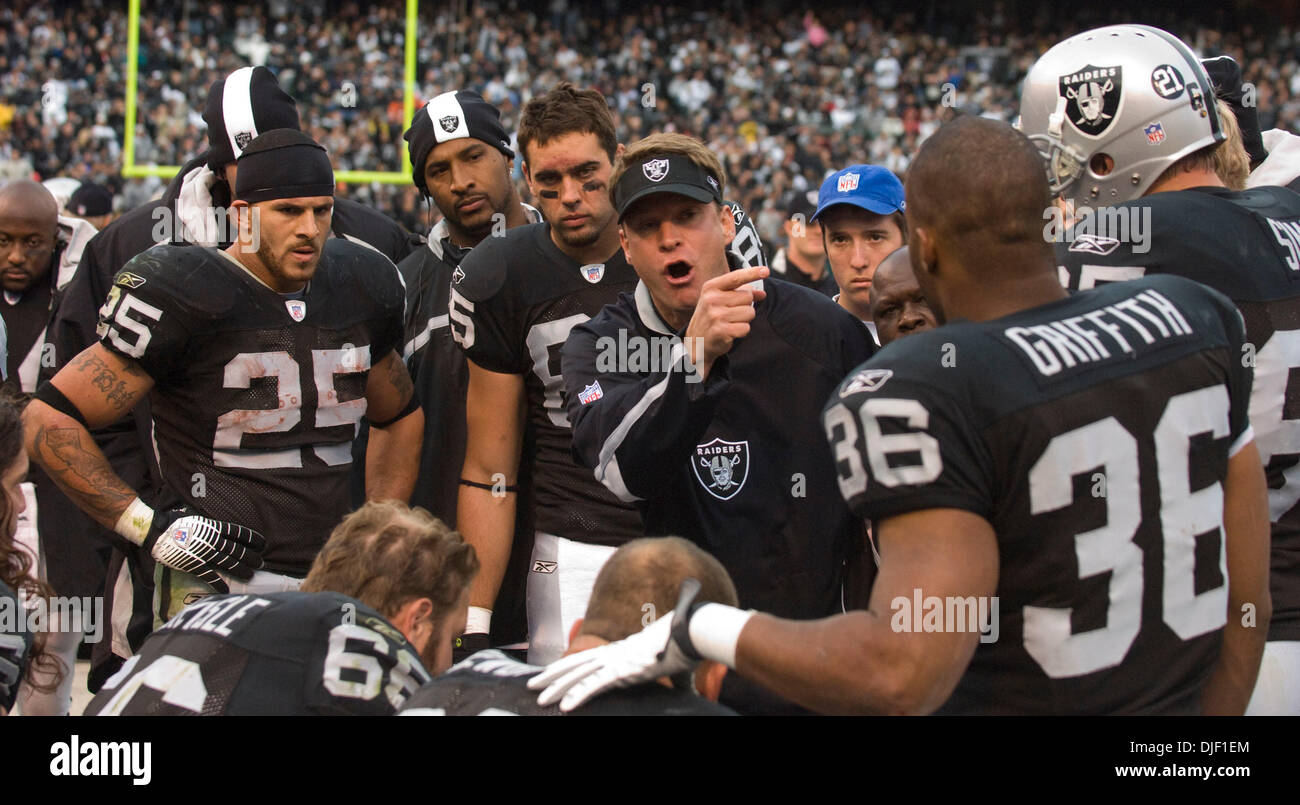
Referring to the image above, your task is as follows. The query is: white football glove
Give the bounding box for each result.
[147,510,266,594]
[529,579,704,712]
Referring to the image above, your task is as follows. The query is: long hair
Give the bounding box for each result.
[0,395,61,696]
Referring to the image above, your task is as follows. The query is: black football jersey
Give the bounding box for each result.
[398,649,736,716]
[1057,185,1300,642]
[825,275,1252,714]
[83,591,431,715]
[450,222,642,545]
[96,241,406,573]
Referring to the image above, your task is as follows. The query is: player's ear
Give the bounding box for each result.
[720,203,736,241]
[567,617,585,648]
[391,597,436,647]
[613,143,626,164]
[619,224,632,260]
[911,226,937,280]
[694,660,727,702]
[230,200,253,252]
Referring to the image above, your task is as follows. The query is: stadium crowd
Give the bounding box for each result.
[4,0,1300,239]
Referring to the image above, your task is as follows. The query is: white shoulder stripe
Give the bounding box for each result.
[592,340,691,502]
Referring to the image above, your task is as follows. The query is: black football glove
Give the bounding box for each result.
[452,631,491,665]
[144,507,267,594]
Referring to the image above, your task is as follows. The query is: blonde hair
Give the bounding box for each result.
[1212,98,1251,190]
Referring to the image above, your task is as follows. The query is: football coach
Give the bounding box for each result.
[559,133,875,714]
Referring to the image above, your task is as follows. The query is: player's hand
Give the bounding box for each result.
[684,266,768,380]
[145,508,266,594]
[0,632,26,706]
[529,579,704,712]
[452,632,490,665]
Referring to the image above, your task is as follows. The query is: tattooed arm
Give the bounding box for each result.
[23,343,155,530]
[363,348,423,503]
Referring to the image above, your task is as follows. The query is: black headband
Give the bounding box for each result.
[235,129,334,203]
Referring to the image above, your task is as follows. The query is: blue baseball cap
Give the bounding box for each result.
[812,164,905,222]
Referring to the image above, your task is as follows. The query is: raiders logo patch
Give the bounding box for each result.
[1059,65,1122,137]
[233,131,254,151]
[642,158,670,182]
[840,368,893,397]
[1067,233,1121,256]
[115,271,147,289]
[692,438,749,501]
[439,115,460,134]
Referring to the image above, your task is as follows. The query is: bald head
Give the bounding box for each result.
[0,181,59,292]
[579,537,739,643]
[906,117,1051,247]
[869,247,937,345]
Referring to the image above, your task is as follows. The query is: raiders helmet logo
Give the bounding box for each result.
[642,158,670,182]
[692,438,750,501]
[439,115,460,133]
[1059,65,1122,137]
[840,368,893,397]
[233,131,254,151]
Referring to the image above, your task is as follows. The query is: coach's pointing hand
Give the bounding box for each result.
[685,266,768,381]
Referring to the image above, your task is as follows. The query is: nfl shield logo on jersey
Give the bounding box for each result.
[642,158,670,182]
[581,263,605,283]
[285,300,307,322]
[578,381,603,405]
[693,438,749,501]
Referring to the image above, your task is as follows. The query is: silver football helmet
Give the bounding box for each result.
[1018,24,1223,203]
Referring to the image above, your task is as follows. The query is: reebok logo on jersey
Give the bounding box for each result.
[840,368,893,397]
[642,158,670,182]
[578,381,603,404]
[532,561,557,574]
[693,438,750,500]
[1067,233,1121,255]
[116,271,147,289]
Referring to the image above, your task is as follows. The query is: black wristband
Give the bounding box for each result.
[364,393,420,428]
[32,381,91,429]
[458,478,518,492]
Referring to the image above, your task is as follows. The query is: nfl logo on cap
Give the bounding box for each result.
[837,172,860,193]
[286,300,307,321]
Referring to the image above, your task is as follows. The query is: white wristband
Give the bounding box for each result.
[688,604,755,669]
[467,606,492,635]
[113,497,155,547]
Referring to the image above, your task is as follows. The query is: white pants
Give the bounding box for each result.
[526,532,615,665]
[155,567,303,627]
[1245,640,1300,715]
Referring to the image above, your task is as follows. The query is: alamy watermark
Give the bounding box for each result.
[593,331,706,384]
[0,595,103,643]
[890,588,999,644]
[1043,204,1151,254]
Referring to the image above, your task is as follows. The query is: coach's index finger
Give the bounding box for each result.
[706,265,769,291]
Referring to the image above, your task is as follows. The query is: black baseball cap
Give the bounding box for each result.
[612,154,723,220]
